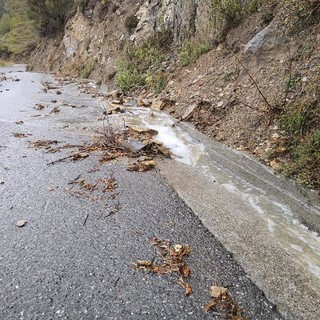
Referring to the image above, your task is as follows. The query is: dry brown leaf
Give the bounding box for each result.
[72,152,89,161]
[177,277,193,296]
[179,264,191,277]
[211,286,228,298]
[137,260,153,267]
[13,133,28,138]
[185,282,193,296]
[203,299,216,313]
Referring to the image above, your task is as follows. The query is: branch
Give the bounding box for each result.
[236,57,274,112]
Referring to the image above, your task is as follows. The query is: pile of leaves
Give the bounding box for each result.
[133,238,192,296]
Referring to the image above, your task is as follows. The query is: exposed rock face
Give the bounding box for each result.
[133,0,212,43]
[31,0,213,78]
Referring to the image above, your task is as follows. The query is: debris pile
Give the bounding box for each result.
[133,238,192,296]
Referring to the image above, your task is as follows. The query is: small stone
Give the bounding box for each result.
[0,180,4,184]
[151,99,165,111]
[217,101,224,108]
[16,220,27,228]
[181,104,199,121]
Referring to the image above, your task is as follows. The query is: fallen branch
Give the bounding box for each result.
[236,57,274,112]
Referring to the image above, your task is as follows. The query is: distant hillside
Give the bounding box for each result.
[0,0,39,56]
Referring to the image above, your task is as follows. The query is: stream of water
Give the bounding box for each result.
[113,105,320,292]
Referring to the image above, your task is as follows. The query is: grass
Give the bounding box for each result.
[179,41,211,67]
[78,60,95,79]
[115,39,167,93]
[280,103,320,188]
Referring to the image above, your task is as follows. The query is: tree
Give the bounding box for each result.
[27,0,76,35]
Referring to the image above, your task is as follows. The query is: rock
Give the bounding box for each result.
[181,104,199,121]
[244,26,271,55]
[34,104,46,110]
[138,98,152,107]
[217,101,224,108]
[137,156,154,162]
[107,89,121,99]
[107,104,126,114]
[0,180,4,184]
[111,99,123,105]
[141,160,157,168]
[129,126,158,136]
[120,138,147,152]
[151,99,165,111]
[16,220,27,228]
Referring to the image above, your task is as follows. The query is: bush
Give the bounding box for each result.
[115,40,166,93]
[211,0,244,36]
[179,41,211,67]
[78,60,95,79]
[281,103,320,188]
[27,0,76,35]
[125,15,139,33]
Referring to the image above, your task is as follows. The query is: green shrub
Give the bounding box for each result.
[281,103,320,188]
[248,0,260,13]
[78,60,95,79]
[285,73,301,92]
[145,70,167,93]
[115,41,166,93]
[211,0,244,36]
[281,104,315,136]
[285,130,320,188]
[179,41,211,67]
[125,15,139,33]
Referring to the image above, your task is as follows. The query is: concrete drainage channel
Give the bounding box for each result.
[114,106,320,320]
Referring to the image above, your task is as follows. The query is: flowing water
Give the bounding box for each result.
[112,105,320,293]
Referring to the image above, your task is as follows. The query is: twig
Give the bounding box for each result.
[68,174,82,184]
[47,154,74,166]
[114,277,120,287]
[238,99,266,113]
[236,57,274,112]
[83,213,89,226]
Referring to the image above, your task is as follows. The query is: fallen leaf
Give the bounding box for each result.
[177,277,193,296]
[211,286,228,298]
[203,299,216,313]
[16,220,27,227]
[12,133,28,138]
[72,152,89,161]
[179,264,191,277]
[137,260,153,267]
[185,282,193,296]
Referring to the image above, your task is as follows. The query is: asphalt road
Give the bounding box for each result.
[0,66,282,319]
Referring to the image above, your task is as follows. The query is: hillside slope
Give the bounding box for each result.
[29,0,320,190]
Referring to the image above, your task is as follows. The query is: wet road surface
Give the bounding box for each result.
[0,66,282,319]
